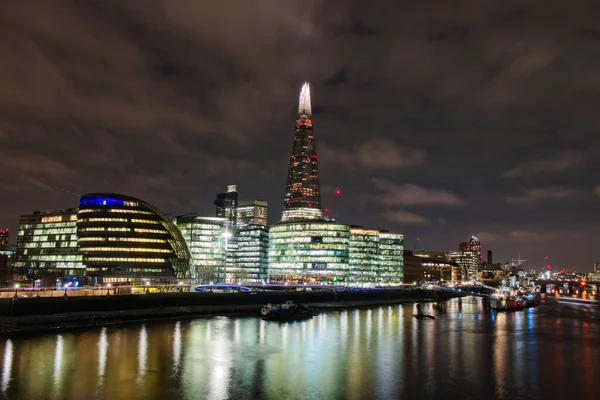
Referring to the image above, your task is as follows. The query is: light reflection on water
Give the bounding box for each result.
[0,297,599,400]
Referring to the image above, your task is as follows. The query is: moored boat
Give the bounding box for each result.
[489,281,540,311]
[261,301,314,321]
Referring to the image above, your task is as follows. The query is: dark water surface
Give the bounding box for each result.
[1,297,599,400]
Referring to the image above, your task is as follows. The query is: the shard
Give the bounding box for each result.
[281,82,323,221]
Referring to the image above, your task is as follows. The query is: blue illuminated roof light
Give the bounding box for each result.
[80,196,124,207]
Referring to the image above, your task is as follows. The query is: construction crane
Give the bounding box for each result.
[413,237,421,251]
[324,189,341,221]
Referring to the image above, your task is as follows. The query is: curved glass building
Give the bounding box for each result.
[268,220,350,284]
[77,193,190,283]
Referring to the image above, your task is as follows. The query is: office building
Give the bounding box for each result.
[281,83,323,221]
[237,200,268,229]
[414,251,460,282]
[268,220,349,283]
[229,225,269,282]
[460,235,482,263]
[487,249,493,265]
[0,229,8,245]
[404,250,460,283]
[15,208,84,279]
[215,185,238,229]
[377,232,405,285]
[176,214,228,283]
[448,249,479,281]
[77,193,191,283]
[595,262,600,274]
[348,227,380,285]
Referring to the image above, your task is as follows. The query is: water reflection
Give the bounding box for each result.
[137,325,147,382]
[172,321,182,375]
[1,340,12,393]
[53,335,63,389]
[98,328,108,384]
[0,298,599,399]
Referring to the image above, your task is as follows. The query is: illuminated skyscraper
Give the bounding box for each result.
[0,229,8,245]
[281,83,323,221]
[460,235,482,262]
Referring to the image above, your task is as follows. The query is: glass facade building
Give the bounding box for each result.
[268,221,350,283]
[379,233,405,284]
[348,228,381,286]
[348,228,404,286]
[176,215,227,283]
[237,200,268,229]
[77,194,190,283]
[229,225,269,282]
[15,208,84,278]
[0,228,8,245]
[282,83,323,221]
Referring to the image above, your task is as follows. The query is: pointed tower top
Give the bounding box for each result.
[298,82,311,115]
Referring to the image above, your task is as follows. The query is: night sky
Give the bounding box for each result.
[2,1,600,271]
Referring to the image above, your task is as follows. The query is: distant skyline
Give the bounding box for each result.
[2,1,600,271]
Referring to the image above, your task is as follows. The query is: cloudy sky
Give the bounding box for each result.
[2,0,600,270]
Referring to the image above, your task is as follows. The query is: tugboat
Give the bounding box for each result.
[261,301,314,321]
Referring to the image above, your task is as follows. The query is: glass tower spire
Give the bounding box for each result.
[281,82,323,221]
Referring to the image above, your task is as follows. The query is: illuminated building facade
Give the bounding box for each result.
[214,185,238,229]
[281,83,323,221]
[413,251,460,282]
[460,235,482,263]
[237,200,268,229]
[176,215,227,283]
[0,228,8,245]
[448,249,479,281]
[268,221,349,283]
[15,208,83,277]
[77,194,190,283]
[349,227,404,286]
[229,225,269,282]
[378,233,405,284]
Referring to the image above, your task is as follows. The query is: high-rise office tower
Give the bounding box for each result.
[0,229,8,245]
[237,200,268,229]
[214,185,238,229]
[460,235,482,263]
[487,250,493,265]
[281,83,323,221]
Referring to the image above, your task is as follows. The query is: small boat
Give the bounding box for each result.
[261,301,313,321]
[413,314,435,320]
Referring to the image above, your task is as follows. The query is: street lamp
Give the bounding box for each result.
[14,284,19,297]
[222,231,232,283]
[107,283,112,296]
[178,281,183,292]
[145,281,150,294]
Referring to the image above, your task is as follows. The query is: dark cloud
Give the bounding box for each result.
[2,0,600,270]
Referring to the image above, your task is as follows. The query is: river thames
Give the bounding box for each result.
[0,296,598,400]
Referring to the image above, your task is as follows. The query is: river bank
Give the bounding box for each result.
[0,289,462,335]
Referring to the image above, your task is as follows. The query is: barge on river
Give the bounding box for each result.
[261,301,314,321]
